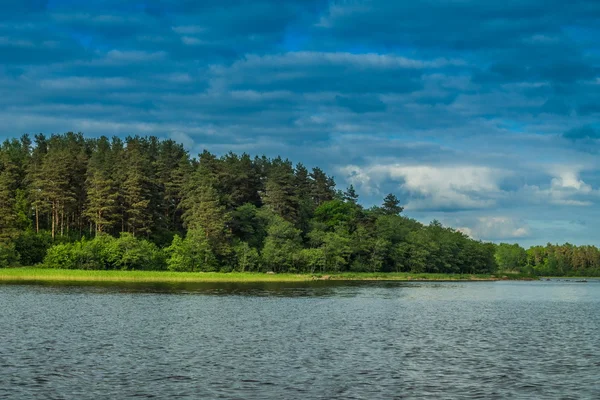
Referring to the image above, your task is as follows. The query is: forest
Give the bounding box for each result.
[0,133,597,276]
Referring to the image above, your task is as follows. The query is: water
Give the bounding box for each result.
[1,280,599,399]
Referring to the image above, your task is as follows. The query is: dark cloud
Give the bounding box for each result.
[540,98,572,116]
[334,95,386,113]
[0,0,48,16]
[0,0,599,245]
[578,102,600,116]
[314,0,600,51]
[212,52,426,94]
[563,125,600,141]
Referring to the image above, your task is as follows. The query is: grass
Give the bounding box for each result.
[0,268,536,284]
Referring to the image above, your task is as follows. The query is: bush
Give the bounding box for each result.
[0,242,20,268]
[233,241,259,272]
[78,235,116,270]
[14,230,53,266]
[43,243,78,269]
[106,233,166,271]
[165,228,217,272]
[43,233,166,270]
[297,248,325,273]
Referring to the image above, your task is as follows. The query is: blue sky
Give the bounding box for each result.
[1,0,599,246]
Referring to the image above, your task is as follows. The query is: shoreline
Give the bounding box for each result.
[0,268,536,284]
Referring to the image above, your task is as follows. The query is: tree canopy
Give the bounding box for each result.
[1,132,595,276]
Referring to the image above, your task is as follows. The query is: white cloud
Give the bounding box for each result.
[227,52,454,70]
[169,131,195,149]
[181,36,204,46]
[456,217,530,241]
[549,167,592,192]
[39,77,133,90]
[339,164,508,210]
[523,165,596,206]
[339,164,377,195]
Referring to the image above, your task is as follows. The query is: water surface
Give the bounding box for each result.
[1,280,599,399]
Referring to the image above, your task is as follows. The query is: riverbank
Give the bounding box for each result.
[0,268,535,284]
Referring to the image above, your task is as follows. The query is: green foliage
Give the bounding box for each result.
[495,243,527,271]
[309,167,336,207]
[298,248,325,273]
[308,226,352,272]
[165,228,217,272]
[261,215,302,272]
[233,241,260,272]
[382,193,404,215]
[4,132,593,276]
[44,243,78,269]
[14,231,53,266]
[43,233,165,270]
[522,243,600,277]
[0,242,20,268]
[107,233,165,271]
[121,139,152,237]
[313,200,357,230]
[14,189,32,231]
[230,203,268,249]
[180,165,231,258]
[262,157,299,223]
[343,185,359,204]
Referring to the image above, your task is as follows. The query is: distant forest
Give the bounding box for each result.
[0,133,598,276]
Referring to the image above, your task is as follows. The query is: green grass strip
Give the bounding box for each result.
[0,268,535,283]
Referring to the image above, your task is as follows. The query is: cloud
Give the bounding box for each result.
[563,125,600,141]
[339,164,509,211]
[0,0,599,247]
[315,1,600,52]
[0,0,48,16]
[522,166,596,206]
[456,217,531,241]
[334,95,386,113]
[210,52,430,94]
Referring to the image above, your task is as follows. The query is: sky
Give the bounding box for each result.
[0,0,599,247]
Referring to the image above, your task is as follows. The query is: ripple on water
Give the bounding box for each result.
[1,280,599,399]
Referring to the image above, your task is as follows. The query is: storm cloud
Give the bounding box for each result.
[0,0,599,246]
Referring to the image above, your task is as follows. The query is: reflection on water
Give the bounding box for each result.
[0,279,466,297]
[1,280,599,399]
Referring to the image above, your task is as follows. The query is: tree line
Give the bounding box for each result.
[0,132,593,276]
[496,243,600,277]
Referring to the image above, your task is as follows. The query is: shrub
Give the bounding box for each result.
[233,241,259,272]
[43,243,78,269]
[43,233,166,270]
[14,230,53,266]
[0,242,20,268]
[107,233,166,271]
[165,228,217,272]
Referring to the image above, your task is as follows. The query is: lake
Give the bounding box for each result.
[1,280,599,399]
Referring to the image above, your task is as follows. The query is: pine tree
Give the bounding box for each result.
[155,141,190,233]
[180,164,231,256]
[382,193,404,215]
[219,152,262,210]
[0,162,17,242]
[343,185,359,204]
[85,137,118,234]
[121,137,152,237]
[295,163,314,235]
[32,135,76,239]
[0,137,31,240]
[27,134,48,233]
[262,157,299,223]
[0,142,19,241]
[310,167,336,207]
